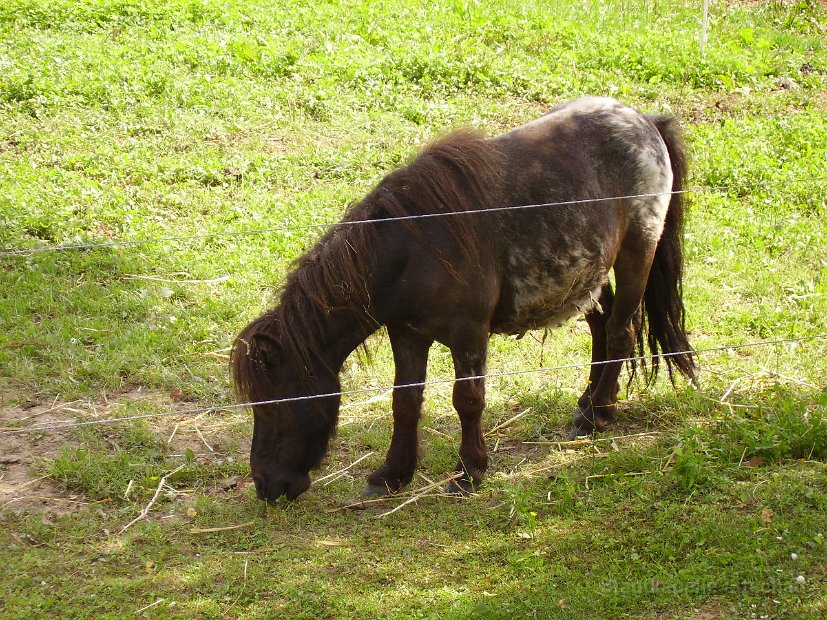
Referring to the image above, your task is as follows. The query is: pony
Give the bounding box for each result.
[231,96,696,501]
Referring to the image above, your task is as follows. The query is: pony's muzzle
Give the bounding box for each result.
[253,472,311,502]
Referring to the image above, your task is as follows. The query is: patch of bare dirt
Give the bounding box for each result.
[0,388,252,514]
[0,391,81,515]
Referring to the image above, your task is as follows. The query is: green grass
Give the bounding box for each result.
[1,0,826,618]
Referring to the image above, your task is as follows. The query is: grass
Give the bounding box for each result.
[1,0,826,618]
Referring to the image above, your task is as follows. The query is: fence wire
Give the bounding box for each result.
[2,333,825,436]
[2,176,826,435]
[1,176,825,257]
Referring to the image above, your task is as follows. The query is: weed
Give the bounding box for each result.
[714,387,827,463]
[670,429,710,491]
[504,482,540,539]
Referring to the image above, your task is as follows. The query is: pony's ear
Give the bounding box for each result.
[250,332,282,367]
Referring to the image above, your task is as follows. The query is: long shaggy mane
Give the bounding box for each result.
[231,129,504,403]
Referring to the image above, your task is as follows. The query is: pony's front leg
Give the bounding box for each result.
[364,327,432,497]
[447,327,489,494]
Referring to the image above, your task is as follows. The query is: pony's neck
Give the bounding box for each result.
[276,204,386,377]
[280,287,379,378]
[315,309,378,373]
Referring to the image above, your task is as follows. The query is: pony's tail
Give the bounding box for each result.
[638,116,697,384]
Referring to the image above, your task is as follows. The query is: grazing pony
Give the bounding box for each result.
[232,96,696,501]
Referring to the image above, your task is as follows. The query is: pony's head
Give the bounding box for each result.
[233,328,340,501]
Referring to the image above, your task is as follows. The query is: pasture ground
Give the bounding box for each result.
[1,1,826,618]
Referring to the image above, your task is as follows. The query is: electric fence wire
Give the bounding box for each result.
[1,176,825,257]
[2,176,826,433]
[2,333,825,436]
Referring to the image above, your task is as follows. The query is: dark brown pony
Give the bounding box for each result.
[232,97,696,501]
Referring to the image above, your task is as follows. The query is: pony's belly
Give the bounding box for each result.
[492,279,606,336]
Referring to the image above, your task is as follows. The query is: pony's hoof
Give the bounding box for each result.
[361,483,393,498]
[344,497,368,510]
[445,477,476,495]
[344,484,391,509]
[568,425,593,440]
[569,406,596,440]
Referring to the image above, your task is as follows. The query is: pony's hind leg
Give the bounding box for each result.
[364,326,432,497]
[576,283,616,414]
[447,324,490,494]
[570,245,655,439]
